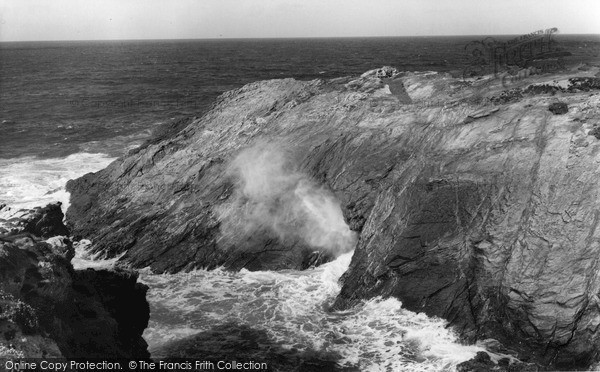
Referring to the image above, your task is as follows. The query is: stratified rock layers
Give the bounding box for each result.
[67,67,600,369]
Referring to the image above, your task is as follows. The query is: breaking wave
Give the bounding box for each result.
[139,252,483,371]
[0,152,115,212]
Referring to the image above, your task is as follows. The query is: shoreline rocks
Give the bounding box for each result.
[0,204,150,359]
[0,203,69,238]
[66,65,600,369]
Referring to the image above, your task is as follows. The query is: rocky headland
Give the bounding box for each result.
[66,63,600,370]
[0,203,149,359]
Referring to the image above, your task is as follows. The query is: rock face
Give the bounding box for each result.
[0,204,149,359]
[67,65,600,369]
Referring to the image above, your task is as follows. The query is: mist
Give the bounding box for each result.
[216,142,357,257]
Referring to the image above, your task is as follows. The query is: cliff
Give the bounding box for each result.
[0,204,149,359]
[66,64,600,369]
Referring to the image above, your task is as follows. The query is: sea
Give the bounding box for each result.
[1,35,599,371]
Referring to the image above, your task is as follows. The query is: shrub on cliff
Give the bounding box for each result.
[0,291,39,333]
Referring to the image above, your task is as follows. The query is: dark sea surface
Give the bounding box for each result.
[1,35,598,159]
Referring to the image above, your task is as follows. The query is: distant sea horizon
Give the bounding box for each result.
[2,32,600,43]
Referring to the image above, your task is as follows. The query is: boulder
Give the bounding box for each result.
[548,101,568,115]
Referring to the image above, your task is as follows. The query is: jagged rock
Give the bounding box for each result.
[44,236,75,261]
[23,203,70,238]
[548,101,568,115]
[568,77,600,91]
[490,88,523,104]
[0,203,69,238]
[457,352,496,372]
[361,66,400,79]
[66,65,600,368]
[301,251,331,270]
[67,268,149,358]
[524,84,563,95]
[0,238,149,358]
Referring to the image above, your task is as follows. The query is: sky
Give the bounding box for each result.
[0,0,599,42]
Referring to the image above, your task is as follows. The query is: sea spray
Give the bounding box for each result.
[216,142,356,257]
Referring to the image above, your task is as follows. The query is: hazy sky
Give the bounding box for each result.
[0,0,599,41]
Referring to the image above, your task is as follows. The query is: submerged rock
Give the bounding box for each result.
[456,351,537,372]
[66,64,600,368]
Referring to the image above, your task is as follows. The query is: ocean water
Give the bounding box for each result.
[71,247,485,371]
[0,153,115,210]
[2,35,598,160]
[1,36,599,370]
[138,253,485,371]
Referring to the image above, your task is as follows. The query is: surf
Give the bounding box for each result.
[0,152,115,212]
[136,250,483,371]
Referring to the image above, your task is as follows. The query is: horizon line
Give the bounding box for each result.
[1,33,599,43]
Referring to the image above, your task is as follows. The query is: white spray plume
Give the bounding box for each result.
[217,142,357,257]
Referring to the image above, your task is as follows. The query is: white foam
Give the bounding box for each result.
[71,239,124,270]
[0,152,115,212]
[139,251,482,371]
